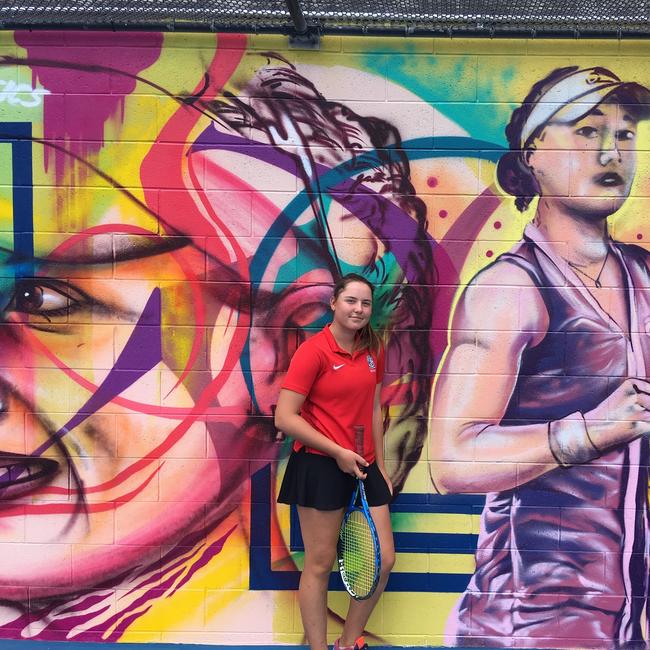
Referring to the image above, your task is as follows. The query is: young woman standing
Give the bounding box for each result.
[275,273,395,650]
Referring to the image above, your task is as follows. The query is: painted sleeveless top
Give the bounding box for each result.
[453,224,650,647]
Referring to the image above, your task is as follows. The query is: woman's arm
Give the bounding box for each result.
[430,262,650,494]
[275,388,369,478]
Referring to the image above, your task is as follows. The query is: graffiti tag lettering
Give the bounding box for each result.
[0,79,49,107]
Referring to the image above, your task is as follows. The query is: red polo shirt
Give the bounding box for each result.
[281,324,384,462]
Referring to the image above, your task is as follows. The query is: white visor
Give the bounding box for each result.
[519,67,650,148]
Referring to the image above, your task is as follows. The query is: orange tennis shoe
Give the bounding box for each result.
[333,636,368,650]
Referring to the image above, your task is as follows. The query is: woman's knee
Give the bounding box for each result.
[303,550,337,577]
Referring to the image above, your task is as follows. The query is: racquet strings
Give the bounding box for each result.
[339,508,377,597]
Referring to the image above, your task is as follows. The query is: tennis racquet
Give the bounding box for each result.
[337,424,381,600]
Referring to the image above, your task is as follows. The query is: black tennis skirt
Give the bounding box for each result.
[277,448,392,511]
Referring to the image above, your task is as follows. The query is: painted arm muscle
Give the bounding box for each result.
[429,267,557,493]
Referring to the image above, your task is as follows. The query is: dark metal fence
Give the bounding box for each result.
[0,0,648,37]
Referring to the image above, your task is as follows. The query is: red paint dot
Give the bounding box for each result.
[427,176,438,188]
[494,221,502,230]
[637,233,643,240]
[486,250,494,258]
[439,209,448,218]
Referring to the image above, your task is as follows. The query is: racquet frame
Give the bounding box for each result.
[337,462,382,600]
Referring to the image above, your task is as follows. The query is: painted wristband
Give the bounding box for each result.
[548,411,601,467]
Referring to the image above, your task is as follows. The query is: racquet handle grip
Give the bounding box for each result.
[353,424,365,457]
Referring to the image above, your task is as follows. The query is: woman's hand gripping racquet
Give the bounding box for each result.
[337,425,382,600]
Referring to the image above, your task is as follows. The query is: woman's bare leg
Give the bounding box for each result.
[297,505,345,650]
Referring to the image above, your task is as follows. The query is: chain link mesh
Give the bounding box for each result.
[0,0,647,34]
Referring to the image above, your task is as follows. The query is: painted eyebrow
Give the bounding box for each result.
[0,236,192,268]
[578,106,638,124]
[569,108,604,124]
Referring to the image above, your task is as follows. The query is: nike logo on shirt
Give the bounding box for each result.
[333,363,345,370]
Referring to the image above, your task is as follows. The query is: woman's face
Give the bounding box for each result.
[0,142,254,598]
[330,281,373,333]
[527,101,638,218]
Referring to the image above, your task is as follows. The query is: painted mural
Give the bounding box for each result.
[0,29,649,648]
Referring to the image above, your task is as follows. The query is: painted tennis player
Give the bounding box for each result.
[431,66,650,646]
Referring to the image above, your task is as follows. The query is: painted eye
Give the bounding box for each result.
[16,284,46,312]
[7,278,89,323]
[617,129,636,141]
[575,126,598,138]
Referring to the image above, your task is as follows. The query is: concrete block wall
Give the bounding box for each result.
[0,29,649,647]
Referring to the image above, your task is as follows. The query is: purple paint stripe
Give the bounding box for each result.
[4,567,139,636]
[55,593,114,617]
[107,527,236,638]
[443,187,501,250]
[192,128,296,176]
[192,129,436,284]
[127,546,205,593]
[30,288,162,458]
[175,525,237,590]
[100,606,155,643]
[95,526,236,641]
[335,190,434,284]
[35,606,113,635]
[99,573,184,641]
[127,527,214,593]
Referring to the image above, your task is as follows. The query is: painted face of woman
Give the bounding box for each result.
[527,101,638,219]
[0,52,278,595]
[0,141,245,595]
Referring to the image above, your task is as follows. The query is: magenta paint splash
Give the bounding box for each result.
[14,31,163,179]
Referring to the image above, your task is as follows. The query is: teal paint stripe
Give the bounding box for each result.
[359,52,517,147]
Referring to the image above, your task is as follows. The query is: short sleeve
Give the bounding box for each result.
[281,340,322,396]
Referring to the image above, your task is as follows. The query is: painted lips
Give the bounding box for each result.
[0,453,60,500]
[595,172,624,186]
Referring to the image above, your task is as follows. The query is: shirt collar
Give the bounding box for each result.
[323,324,356,357]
